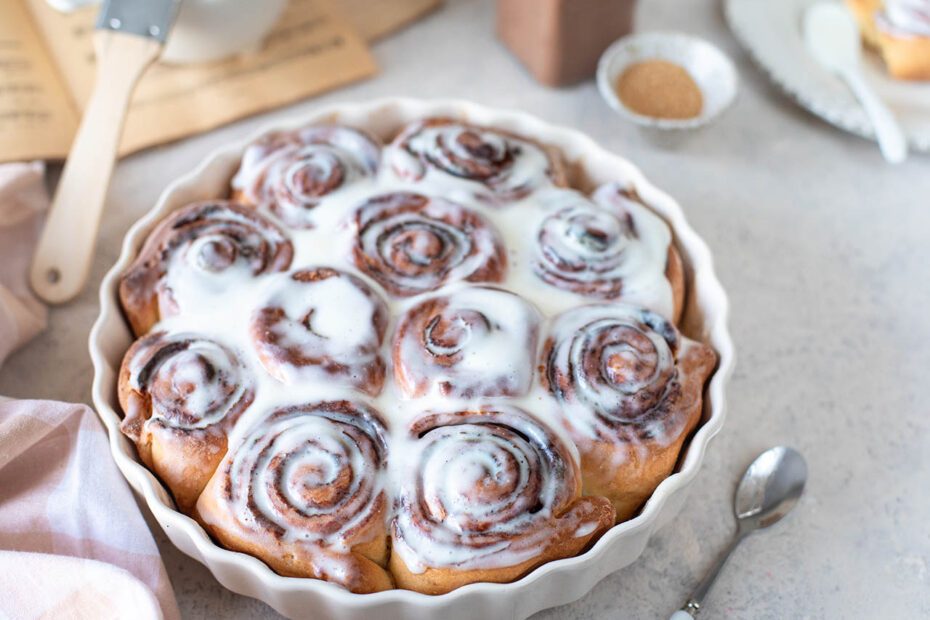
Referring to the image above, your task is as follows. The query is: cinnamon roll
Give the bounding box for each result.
[118,332,254,512]
[392,286,540,399]
[231,125,381,228]
[390,405,615,594]
[541,304,716,521]
[387,118,567,203]
[350,192,507,297]
[846,0,930,80]
[195,400,393,593]
[533,186,685,323]
[249,267,388,395]
[119,201,293,336]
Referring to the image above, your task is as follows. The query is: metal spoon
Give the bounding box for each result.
[803,2,907,164]
[670,446,807,619]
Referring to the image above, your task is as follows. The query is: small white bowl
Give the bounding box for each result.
[597,31,739,130]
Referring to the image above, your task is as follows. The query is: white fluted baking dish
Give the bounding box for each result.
[89,98,734,620]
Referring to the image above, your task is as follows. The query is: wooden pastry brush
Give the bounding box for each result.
[30,0,179,304]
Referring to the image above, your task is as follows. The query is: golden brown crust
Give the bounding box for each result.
[389,495,614,595]
[846,0,930,80]
[541,304,716,523]
[117,333,253,512]
[118,201,292,337]
[388,406,615,595]
[877,30,930,80]
[194,401,394,594]
[195,486,394,593]
[846,0,884,47]
[578,342,717,521]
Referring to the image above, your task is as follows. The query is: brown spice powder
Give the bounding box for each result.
[615,60,703,120]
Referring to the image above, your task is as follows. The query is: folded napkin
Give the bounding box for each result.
[0,162,48,367]
[0,399,180,620]
[0,164,179,618]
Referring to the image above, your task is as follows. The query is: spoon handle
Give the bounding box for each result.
[841,69,908,164]
[670,531,746,619]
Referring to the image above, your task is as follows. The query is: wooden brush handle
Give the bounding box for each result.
[30,30,160,304]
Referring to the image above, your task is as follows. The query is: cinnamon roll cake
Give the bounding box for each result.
[116,117,716,594]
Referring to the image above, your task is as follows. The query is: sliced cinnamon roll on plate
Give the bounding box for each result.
[195,400,393,594]
[118,332,254,512]
[349,192,507,297]
[390,405,615,595]
[119,200,293,336]
[392,286,540,399]
[249,267,389,395]
[231,125,382,229]
[532,185,685,324]
[387,118,568,204]
[541,304,716,522]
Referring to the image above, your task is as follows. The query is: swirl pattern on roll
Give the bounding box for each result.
[119,201,293,336]
[117,331,254,511]
[198,400,393,593]
[391,405,612,579]
[542,303,684,442]
[532,186,674,314]
[120,332,254,441]
[387,118,566,202]
[249,268,388,394]
[392,286,540,398]
[232,125,381,229]
[350,192,506,297]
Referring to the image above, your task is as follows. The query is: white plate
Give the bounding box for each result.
[89,98,734,620]
[725,0,930,151]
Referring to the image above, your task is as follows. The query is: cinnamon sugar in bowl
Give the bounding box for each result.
[597,32,738,129]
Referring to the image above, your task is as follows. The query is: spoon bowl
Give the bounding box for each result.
[803,3,862,73]
[735,446,807,531]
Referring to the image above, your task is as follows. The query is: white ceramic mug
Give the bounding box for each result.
[47,0,289,64]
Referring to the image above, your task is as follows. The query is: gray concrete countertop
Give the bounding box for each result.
[2,0,928,617]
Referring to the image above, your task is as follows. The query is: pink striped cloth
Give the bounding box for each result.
[0,162,47,365]
[0,163,179,619]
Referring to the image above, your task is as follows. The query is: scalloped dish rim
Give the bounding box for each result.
[88,98,735,619]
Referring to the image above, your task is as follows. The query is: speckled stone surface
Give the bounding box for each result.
[2,0,928,617]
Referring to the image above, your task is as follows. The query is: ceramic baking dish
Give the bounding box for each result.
[89,98,734,620]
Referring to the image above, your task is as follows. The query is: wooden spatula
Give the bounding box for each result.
[30,0,179,304]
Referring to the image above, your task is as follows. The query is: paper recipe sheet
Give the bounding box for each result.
[0,0,409,163]
[0,0,78,161]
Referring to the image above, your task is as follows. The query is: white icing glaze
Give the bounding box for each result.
[877,0,930,38]
[231,126,381,229]
[393,285,540,399]
[249,269,387,393]
[543,303,698,450]
[134,120,687,577]
[127,333,250,431]
[225,406,385,549]
[350,192,505,297]
[385,120,558,204]
[389,406,587,573]
[528,186,674,317]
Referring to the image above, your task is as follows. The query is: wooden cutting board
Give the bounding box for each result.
[345,0,442,41]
